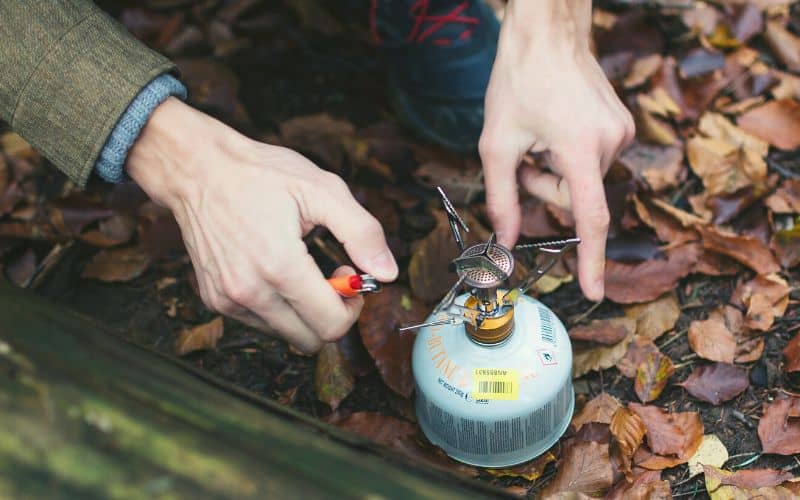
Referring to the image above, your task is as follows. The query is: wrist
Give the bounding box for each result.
[126,98,247,209]
[503,0,592,55]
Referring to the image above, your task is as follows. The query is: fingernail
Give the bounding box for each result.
[370,251,398,281]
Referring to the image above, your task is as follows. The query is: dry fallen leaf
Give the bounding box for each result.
[687,434,728,478]
[569,318,632,345]
[572,392,622,431]
[738,98,800,150]
[704,465,797,499]
[617,142,684,192]
[688,308,738,363]
[687,113,768,197]
[784,332,800,373]
[697,225,780,275]
[765,19,800,73]
[486,451,556,481]
[617,336,661,378]
[758,396,800,455]
[629,403,704,461]
[175,316,224,355]
[358,285,426,398]
[624,293,680,341]
[765,179,800,214]
[314,342,355,411]
[730,273,790,331]
[604,244,702,304]
[634,351,675,403]
[624,54,663,88]
[573,321,636,378]
[610,407,646,479]
[605,470,671,500]
[679,363,750,405]
[81,246,152,283]
[279,113,355,172]
[542,440,615,497]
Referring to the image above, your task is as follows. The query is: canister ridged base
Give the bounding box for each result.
[416,386,574,468]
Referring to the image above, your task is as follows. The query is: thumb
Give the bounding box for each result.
[480,139,523,248]
[310,181,398,282]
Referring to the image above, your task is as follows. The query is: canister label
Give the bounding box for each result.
[472,368,519,400]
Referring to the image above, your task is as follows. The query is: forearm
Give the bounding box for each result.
[0,0,175,186]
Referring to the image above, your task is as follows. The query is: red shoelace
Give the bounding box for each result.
[370,0,480,46]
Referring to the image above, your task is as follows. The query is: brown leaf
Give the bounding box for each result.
[80,214,137,248]
[632,196,700,247]
[633,445,686,470]
[618,336,661,378]
[697,225,779,274]
[389,434,479,477]
[624,54,663,89]
[765,179,800,214]
[687,113,768,197]
[413,162,482,204]
[314,342,355,411]
[705,465,795,490]
[624,293,680,341]
[606,470,670,500]
[617,141,684,192]
[738,99,800,150]
[174,317,224,355]
[629,403,704,460]
[572,393,622,431]
[758,396,800,455]
[573,321,636,378]
[331,412,416,447]
[486,451,556,481]
[679,363,750,404]
[634,351,675,403]
[81,247,152,283]
[765,20,800,72]
[175,58,250,125]
[569,318,632,345]
[408,212,460,303]
[604,244,702,304]
[358,285,426,397]
[279,113,355,172]
[693,249,742,276]
[688,308,738,363]
[784,333,800,373]
[519,198,566,239]
[730,274,790,331]
[542,441,615,497]
[610,407,647,479]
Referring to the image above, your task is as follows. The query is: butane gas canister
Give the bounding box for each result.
[404,187,578,468]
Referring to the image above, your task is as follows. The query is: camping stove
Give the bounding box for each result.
[403,188,579,468]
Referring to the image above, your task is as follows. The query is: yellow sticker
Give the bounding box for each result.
[472,368,519,400]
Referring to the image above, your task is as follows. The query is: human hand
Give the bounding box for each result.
[479,0,635,301]
[127,98,398,353]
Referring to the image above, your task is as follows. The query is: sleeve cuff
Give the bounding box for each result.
[94,74,187,183]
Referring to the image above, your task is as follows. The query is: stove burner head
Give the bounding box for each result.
[457,243,515,289]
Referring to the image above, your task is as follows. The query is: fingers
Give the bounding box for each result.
[479,137,523,248]
[310,175,398,282]
[519,165,571,210]
[270,245,360,344]
[553,151,610,302]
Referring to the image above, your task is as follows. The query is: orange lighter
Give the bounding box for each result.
[327,274,381,298]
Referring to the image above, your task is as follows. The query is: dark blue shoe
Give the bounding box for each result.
[372,1,500,152]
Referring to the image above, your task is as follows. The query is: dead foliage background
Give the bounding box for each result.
[1,0,800,498]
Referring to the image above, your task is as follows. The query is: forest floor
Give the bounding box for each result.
[1,1,800,498]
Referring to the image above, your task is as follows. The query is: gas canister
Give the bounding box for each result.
[403,188,579,468]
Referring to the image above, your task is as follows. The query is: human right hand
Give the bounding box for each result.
[127,98,398,353]
[479,0,635,301]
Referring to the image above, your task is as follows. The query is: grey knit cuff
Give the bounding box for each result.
[95,74,187,183]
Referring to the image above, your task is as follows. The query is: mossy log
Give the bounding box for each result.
[0,281,505,499]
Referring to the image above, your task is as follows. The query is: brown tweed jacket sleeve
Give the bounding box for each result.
[0,0,176,186]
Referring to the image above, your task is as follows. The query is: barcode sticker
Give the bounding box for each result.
[472,368,519,400]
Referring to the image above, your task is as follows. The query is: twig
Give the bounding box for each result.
[731,453,761,469]
[658,329,687,349]
[567,300,603,326]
